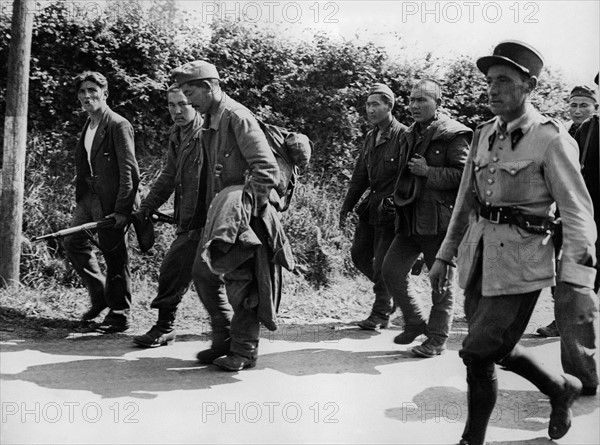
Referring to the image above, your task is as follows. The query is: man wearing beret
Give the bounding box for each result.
[132,84,225,348]
[382,79,471,357]
[430,41,597,445]
[339,83,407,330]
[172,60,280,371]
[64,71,140,333]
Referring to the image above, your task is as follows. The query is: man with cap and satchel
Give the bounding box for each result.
[64,71,140,333]
[429,41,597,445]
[132,84,226,348]
[381,79,471,357]
[339,83,407,330]
[172,60,281,371]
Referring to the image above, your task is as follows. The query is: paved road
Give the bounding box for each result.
[1,324,598,444]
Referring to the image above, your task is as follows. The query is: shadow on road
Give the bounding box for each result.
[386,383,598,435]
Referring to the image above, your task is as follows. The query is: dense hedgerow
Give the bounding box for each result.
[0,0,570,288]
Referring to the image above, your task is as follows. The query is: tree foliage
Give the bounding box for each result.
[0,0,571,287]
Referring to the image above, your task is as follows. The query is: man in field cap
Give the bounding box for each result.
[340,82,407,330]
[172,60,285,372]
[429,40,597,444]
[564,85,598,138]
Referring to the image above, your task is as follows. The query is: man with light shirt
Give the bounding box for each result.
[63,71,140,333]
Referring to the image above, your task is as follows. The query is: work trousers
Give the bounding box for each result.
[350,220,396,320]
[382,233,454,341]
[63,192,131,322]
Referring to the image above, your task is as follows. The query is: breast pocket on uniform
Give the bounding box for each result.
[497,160,538,201]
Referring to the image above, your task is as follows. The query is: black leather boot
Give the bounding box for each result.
[499,346,582,440]
[197,331,231,364]
[460,365,498,445]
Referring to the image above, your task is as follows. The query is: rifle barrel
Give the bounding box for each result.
[33,218,115,241]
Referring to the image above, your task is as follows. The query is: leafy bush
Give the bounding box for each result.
[0,0,570,289]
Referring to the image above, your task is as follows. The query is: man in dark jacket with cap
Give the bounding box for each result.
[132,84,225,348]
[566,85,598,138]
[381,79,471,357]
[64,71,140,333]
[429,40,597,445]
[172,60,281,372]
[340,83,407,330]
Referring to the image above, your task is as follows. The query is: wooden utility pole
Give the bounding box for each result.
[0,0,34,287]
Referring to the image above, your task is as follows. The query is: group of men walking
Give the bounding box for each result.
[340,41,598,444]
[62,39,597,445]
[66,61,288,372]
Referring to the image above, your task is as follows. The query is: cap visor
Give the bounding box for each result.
[476,55,530,76]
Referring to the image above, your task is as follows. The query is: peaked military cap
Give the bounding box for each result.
[172,60,220,86]
[477,40,544,78]
[569,85,598,102]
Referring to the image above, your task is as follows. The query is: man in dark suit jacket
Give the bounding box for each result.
[63,71,140,333]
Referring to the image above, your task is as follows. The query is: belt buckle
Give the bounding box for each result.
[489,208,501,224]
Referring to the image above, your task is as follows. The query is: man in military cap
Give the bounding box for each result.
[565,85,598,138]
[429,41,597,444]
[172,60,281,371]
[381,79,471,357]
[132,84,225,348]
[339,83,407,330]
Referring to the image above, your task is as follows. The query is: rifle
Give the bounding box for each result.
[33,210,176,252]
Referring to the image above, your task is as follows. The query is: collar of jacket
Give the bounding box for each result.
[488,103,547,150]
[84,106,111,133]
[169,113,202,144]
[492,102,538,137]
[369,116,400,142]
[203,92,230,132]
[404,112,470,146]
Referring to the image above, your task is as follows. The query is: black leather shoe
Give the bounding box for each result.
[197,346,230,364]
[93,321,129,334]
[393,323,426,344]
[81,304,107,321]
[213,354,256,371]
[357,316,390,330]
[548,374,582,440]
[581,386,597,396]
[133,325,176,348]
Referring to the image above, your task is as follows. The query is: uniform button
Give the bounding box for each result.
[485,201,491,206]
[435,150,440,154]
[489,167,496,173]
[486,190,492,196]
[492,156,499,162]
[475,166,480,171]
[487,179,494,184]
[510,169,516,175]
[498,135,505,140]
[390,158,394,162]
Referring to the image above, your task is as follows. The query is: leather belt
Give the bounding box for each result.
[479,206,550,228]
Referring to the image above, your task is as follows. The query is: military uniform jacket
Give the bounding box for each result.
[74,106,140,216]
[341,117,407,225]
[437,104,597,296]
[141,114,203,234]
